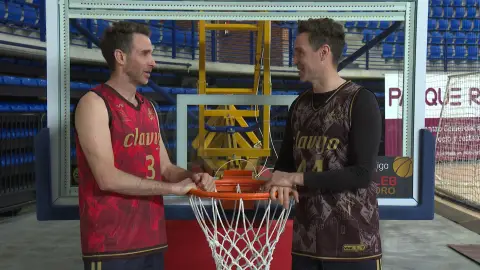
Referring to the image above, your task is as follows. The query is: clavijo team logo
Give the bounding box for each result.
[147,108,155,121]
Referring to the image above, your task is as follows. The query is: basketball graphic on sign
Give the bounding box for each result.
[393,157,413,178]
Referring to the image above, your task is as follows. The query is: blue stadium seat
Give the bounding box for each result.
[454,46,466,59]
[454,32,466,44]
[466,33,478,44]
[446,46,455,59]
[394,45,404,59]
[454,7,466,18]
[170,87,185,94]
[150,28,161,44]
[444,7,454,18]
[38,79,47,87]
[162,20,175,30]
[2,153,35,165]
[9,103,28,112]
[431,31,443,44]
[467,46,479,60]
[385,33,395,43]
[428,19,437,30]
[430,0,443,6]
[438,19,448,30]
[466,0,478,6]
[382,44,394,59]
[21,77,38,86]
[379,21,391,29]
[445,32,454,44]
[367,21,378,29]
[474,19,480,31]
[185,88,197,94]
[160,29,193,48]
[1,76,22,85]
[431,7,443,17]
[362,29,375,43]
[344,21,355,29]
[71,82,91,90]
[450,19,461,31]
[356,21,367,29]
[23,5,38,28]
[462,19,473,30]
[0,103,10,112]
[466,7,477,18]
[28,104,45,112]
[452,0,464,6]
[429,45,443,60]
[7,2,22,26]
[396,31,405,43]
[137,86,153,93]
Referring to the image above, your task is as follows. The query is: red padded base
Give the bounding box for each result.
[164,220,293,270]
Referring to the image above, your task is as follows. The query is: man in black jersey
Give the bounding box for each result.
[264,18,383,270]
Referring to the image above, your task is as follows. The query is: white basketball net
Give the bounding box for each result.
[188,185,293,270]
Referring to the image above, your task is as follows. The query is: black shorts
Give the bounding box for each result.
[83,252,164,270]
[292,254,382,270]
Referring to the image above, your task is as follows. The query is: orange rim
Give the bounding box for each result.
[188,178,271,201]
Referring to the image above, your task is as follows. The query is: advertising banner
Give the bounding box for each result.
[384,73,480,161]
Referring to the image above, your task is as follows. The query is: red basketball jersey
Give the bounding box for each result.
[75,84,167,260]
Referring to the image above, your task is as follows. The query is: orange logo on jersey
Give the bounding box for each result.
[147,108,156,121]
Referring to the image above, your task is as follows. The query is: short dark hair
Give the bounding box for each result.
[100,21,151,70]
[297,18,346,64]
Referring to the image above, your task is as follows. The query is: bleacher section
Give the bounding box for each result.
[0,0,479,72]
[0,106,40,213]
[345,0,480,65]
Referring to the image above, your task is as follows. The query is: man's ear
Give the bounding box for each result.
[318,44,331,62]
[114,49,126,67]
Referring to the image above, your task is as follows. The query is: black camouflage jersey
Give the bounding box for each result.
[290,81,382,261]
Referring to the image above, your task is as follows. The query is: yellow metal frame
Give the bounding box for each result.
[193,20,272,174]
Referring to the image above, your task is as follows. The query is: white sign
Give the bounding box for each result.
[384,72,480,120]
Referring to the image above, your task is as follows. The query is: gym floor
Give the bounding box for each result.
[0,204,479,270]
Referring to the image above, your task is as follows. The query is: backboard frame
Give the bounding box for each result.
[41,0,430,220]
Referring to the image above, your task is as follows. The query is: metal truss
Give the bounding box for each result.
[68,1,408,11]
[68,11,406,21]
[46,0,428,207]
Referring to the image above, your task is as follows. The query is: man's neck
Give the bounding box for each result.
[311,68,346,94]
[106,73,137,103]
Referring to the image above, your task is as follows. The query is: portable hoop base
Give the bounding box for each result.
[187,174,294,270]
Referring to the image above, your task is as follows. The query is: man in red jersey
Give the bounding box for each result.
[74,21,215,270]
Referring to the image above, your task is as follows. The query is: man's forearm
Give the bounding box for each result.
[100,168,175,196]
[163,164,194,183]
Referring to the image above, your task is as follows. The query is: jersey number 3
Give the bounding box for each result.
[146,155,156,179]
